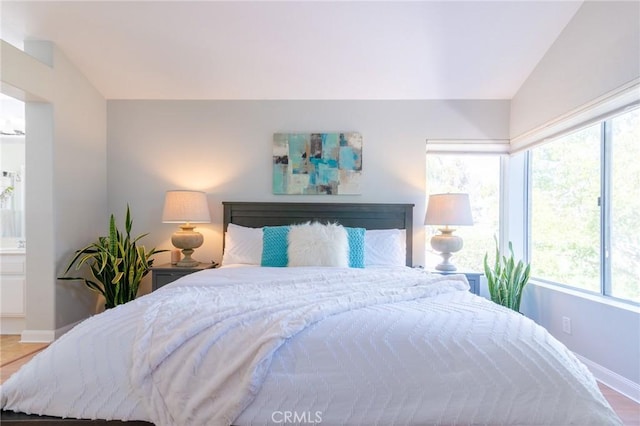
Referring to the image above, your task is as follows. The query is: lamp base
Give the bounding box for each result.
[176,260,199,267]
[430,227,463,272]
[171,225,204,268]
[435,254,458,272]
[176,250,200,267]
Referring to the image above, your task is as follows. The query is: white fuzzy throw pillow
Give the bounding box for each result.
[288,222,349,267]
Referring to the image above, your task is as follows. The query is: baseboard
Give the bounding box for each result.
[576,353,640,403]
[20,321,80,343]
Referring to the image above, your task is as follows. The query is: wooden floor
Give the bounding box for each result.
[599,381,640,426]
[0,335,48,384]
[1,335,639,424]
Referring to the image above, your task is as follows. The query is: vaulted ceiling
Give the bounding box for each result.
[1,1,583,100]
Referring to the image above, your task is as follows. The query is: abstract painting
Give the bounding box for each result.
[273,132,362,195]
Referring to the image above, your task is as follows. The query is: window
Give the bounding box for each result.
[530,124,601,292]
[426,154,501,271]
[609,109,640,301]
[529,107,639,303]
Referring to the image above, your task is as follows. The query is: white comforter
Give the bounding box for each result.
[0,266,620,425]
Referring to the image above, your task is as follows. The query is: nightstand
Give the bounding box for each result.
[430,270,481,295]
[151,262,216,291]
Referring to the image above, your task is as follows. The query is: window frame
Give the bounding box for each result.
[525,106,639,306]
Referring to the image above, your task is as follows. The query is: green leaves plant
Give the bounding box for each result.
[483,237,531,312]
[59,205,167,309]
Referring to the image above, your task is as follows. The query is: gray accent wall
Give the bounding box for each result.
[106,99,510,276]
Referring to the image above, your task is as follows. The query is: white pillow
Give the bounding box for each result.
[288,222,349,267]
[221,223,263,266]
[365,229,406,267]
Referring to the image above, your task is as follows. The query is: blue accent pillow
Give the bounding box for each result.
[346,227,366,268]
[261,226,290,267]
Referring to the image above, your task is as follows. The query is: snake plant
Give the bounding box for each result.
[59,206,166,309]
[483,238,531,312]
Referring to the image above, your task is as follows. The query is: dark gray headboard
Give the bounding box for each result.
[222,202,414,266]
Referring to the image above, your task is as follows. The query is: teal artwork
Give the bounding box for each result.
[273,132,362,195]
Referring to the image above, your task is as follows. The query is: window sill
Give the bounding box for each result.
[529,279,640,314]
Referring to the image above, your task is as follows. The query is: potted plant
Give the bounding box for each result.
[59,206,166,309]
[483,238,531,312]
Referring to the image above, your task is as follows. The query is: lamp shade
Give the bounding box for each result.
[425,193,473,226]
[162,190,211,223]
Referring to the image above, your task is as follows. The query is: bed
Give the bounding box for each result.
[1,202,621,425]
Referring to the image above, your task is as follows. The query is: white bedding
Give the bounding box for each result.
[1,266,620,425]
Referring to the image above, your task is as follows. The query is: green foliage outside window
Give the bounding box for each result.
[531,124,601,293]
[531,108,639,303]
[609,110,640,302]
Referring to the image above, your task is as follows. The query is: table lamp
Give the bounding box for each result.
[425,193,473,271]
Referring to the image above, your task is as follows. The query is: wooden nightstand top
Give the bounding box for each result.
[151,262,218,291]
[427,269,482,276]
[151,262,217,272]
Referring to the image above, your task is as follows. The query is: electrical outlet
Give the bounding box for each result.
[562,316,572,334]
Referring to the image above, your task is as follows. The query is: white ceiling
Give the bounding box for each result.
[1,1,583,100]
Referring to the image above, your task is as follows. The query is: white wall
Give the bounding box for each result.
[46,43,108,331]
[509,1,640,398]
[1,40,107,339]
[510,0,640,139]
[521,286,640,392]
[107,99,510,292]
